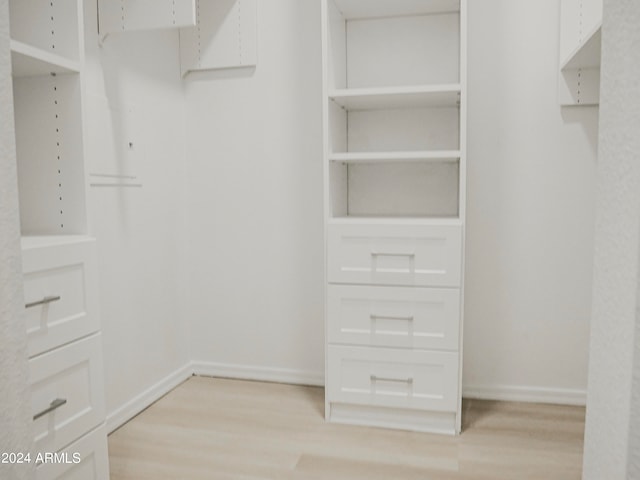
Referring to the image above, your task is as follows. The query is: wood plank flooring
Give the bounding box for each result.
[108,376,585,479]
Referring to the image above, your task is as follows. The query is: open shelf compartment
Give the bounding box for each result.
[11,39,80,77]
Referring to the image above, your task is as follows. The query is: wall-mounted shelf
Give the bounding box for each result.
[98,0,196,39]
[328,216,463,226]
[329,150,461,164]
[558,0,602,106]
[330,84,460,110]
[10,40,80,77]
[180,0,257,75]
[332,0,460,19]
[561,22,601,70]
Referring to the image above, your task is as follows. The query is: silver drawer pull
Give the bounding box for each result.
[370,314,414,322]
[371,252,415,258]
[33,398,67,420]
[370,375,414,384]
[25,295,61,309]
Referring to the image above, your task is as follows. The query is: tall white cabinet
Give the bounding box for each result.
[9,0,109,477]
[322,0,467,434]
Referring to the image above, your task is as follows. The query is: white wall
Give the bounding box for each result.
[184,0,325,382]
[182,0,597,402]
[83,1,191,428]
[463,0,598,404]
[582,0,640,477]
[0,0,34,476]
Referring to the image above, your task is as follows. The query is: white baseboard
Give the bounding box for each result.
[106,363,193,434]
[192,361,324,387]
[463,384,587,406]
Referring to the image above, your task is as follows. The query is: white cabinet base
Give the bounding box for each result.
[328,403,457,435]
[36,425,109,480]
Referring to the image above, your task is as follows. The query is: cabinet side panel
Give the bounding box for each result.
[327,0,346,90]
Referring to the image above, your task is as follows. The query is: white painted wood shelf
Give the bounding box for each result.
[330,150,461,164]
[332,0,460,19]
[10,40,80,77]
[330,84,461,111]
[328,217,463,226]
[561,22,601,71]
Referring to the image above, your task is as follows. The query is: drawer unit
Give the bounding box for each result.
[36,425,109,480]
[328,284,460,351]
[22,237,99,357]
[328,345,459,412]
[328,222,462,287]
[29,333,106,455]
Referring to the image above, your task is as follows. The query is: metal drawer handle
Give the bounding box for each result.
[33,398,67,420]
[370,314,414,322]
[25,295,61,309]
[371,252,415,258]
[370,375,414,384]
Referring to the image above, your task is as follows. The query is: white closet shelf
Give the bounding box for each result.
[330,150,461,164]
[11,40,80,77]
[332,0,460,19]
[561,22,601,70]
[329,216,463,226]
[21,235,95,250]
[329,85,461,111]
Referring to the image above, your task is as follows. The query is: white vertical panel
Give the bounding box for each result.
[327,0,346,90]
[180,0,257,75]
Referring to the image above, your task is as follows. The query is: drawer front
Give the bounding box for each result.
[36,425,109,480]
[327,345,459,412]
[328,285,460,350]
[328,223,462,287]
[22,239,99,357]
[29,334,106,455]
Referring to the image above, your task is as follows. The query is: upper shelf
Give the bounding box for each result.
[10,40,80,77]
[329,84,461,111]
[331,0,460,19]
[330,150,461,164]
[561,22,602,70]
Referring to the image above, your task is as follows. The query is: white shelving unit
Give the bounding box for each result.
[8,1,109,478]
[322,0,467,435]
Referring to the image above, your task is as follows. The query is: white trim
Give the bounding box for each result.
[106,363,193,433]
[463,384,587,406]
[192,361,325,387]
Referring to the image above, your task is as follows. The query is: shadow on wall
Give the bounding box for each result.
[560,106,600,156]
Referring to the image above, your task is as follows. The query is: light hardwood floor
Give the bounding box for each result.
[108,376,585,479]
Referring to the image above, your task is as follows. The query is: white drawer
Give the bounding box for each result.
[29,334,106,455]
[328,285,460,351]
[327,222,462,287]
[22,237,99,357]
[36,425,109,480]
[327,345,459,412]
